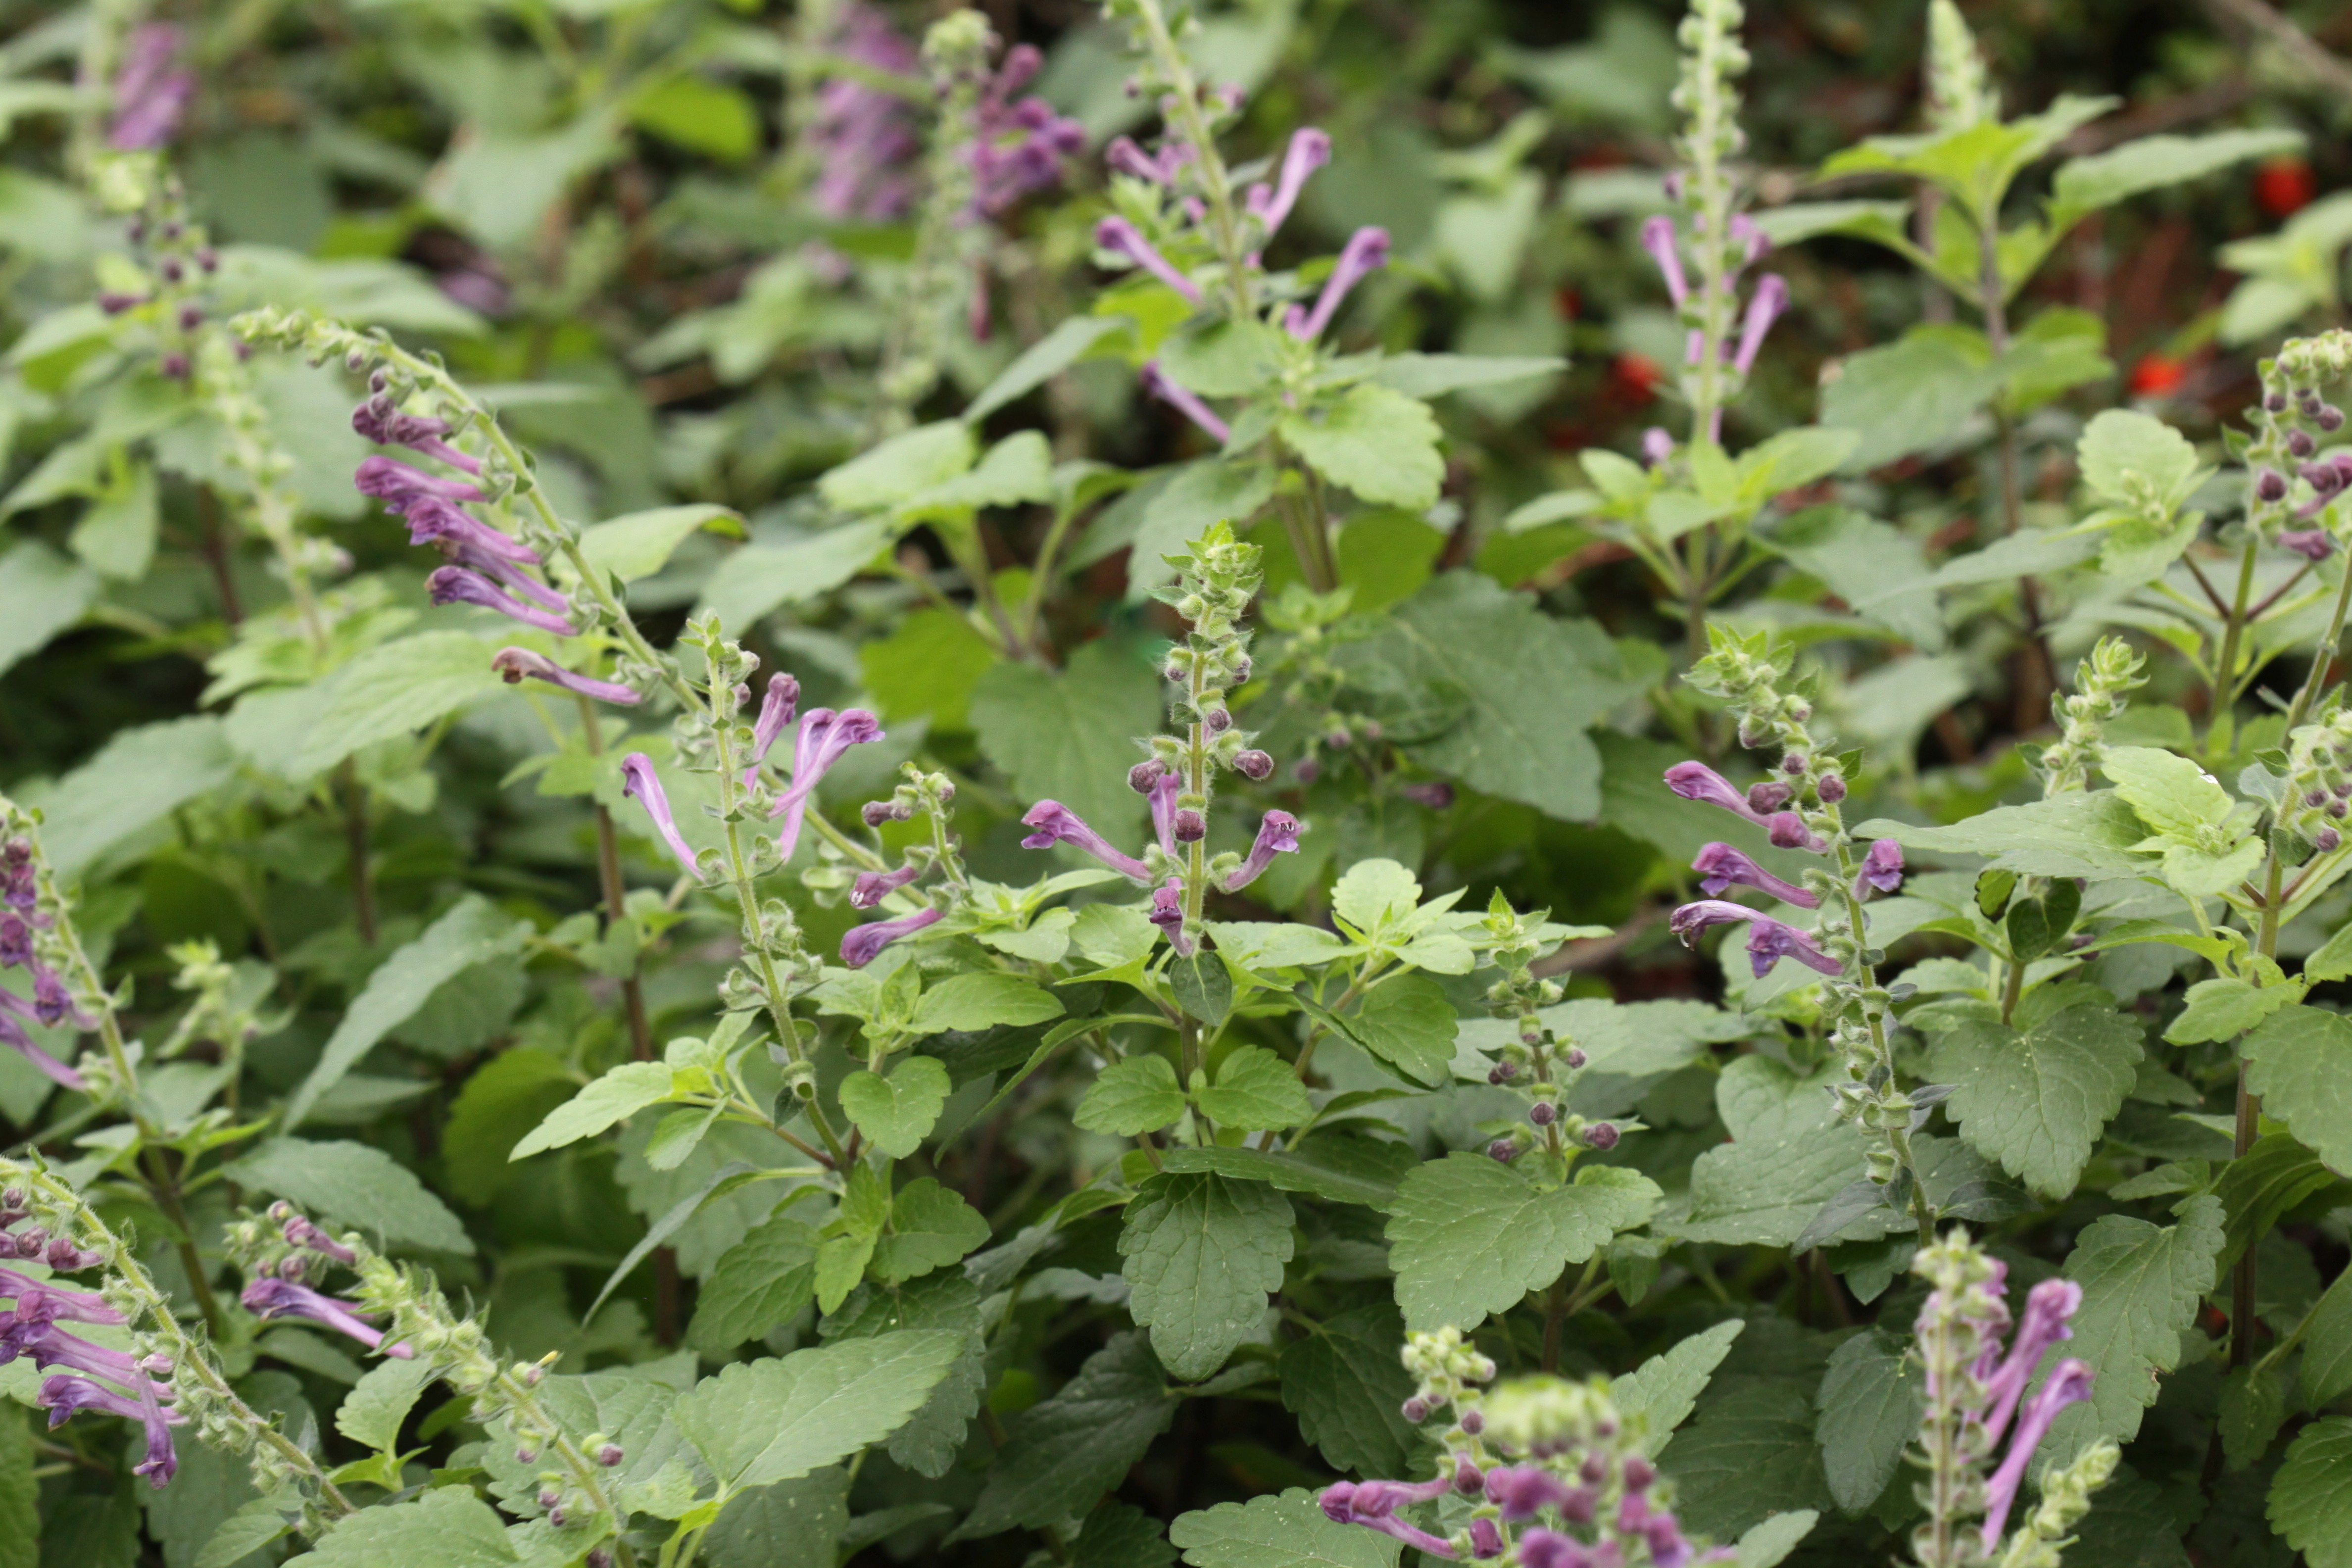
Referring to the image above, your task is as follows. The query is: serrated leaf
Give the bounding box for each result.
[299,1488,522,1567]
[1343,973,1457,1087]
[230,1138,472,1255]
[1682,1057,1886,1248]
[1077,1054,1188,1136]
[1279,383,1444,509]
[1815,1331,1921,1512]
[1926,1003,2143,1199]
[1076,1499,1177,1568]
[1197,1046,1312,1132]
[1120,1173,1295,1380]
[293,631,507,777]
[1386,1156,1660,1331]
[838,1056,952,1158]
[821,1273,987,1477]
[872,1179,991,1285]
[2244,1007,2352,1176]
[689,1215,819,1355]
[955,1332,1176,1538]
[910,973,1064,1033]
[2038,1194,2225,1463]
[1277,1302,1420,1477]
[1614,1320,1744,1458]
[509,1060,676,1160]
[2164,977,2301,1044]
[672,1330,964,1490]
[2272,1416,2352,1568]
[1660,1381,1836,1543]
[1157,1144,1405,1208]
[2220,1363,2288,1471]
[1733,1510,1820,1568]
[334,1357,439,1453]
[1169,1488,1401,1568]
[702,1468,850,1568]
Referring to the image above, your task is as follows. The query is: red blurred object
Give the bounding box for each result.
[1613,351,1663,402]
[2256,156,2316,219]
[2130,353,2187,398]
[1554,284,1581,321]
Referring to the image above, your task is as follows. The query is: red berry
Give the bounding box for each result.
[1613,352,1663,403]
[2257,157,2316,219]
[2130,353,2187,398]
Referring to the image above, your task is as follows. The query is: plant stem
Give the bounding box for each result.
[337,760,377,945]
[2209,536,2263,755]
[2285,560,2352,731]
[1127,0,1255,321]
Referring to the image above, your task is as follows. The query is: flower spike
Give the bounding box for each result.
[1095,217,1203,304]
[1669,899,1842,978]
[241,1278,414,1359]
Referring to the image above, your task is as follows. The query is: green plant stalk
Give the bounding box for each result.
[2207,536,2263,756]
[1124,0,1255,321]
[1831,845,1934,1243]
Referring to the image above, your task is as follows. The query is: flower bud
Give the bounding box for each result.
[1745,781,1792,814]
[2319,827,2342,853]
[1460,1409,1483,1435]
[2325,405,2347,432]
[2268,389,2291,414]
[547,1507,567,1528]
[1130,759,1168,793]
[1174,809,1206,842]
[1529,1101,1557,1127]
[1294,758,1321,784]
[1453,1455,1482,1495]
[1205,708,1233,735]
[1487,1138,1518,1162]
[1781,753,1807,773]
[861,801,894,828]
[160,352,189,380]
[1232,749,1274,781]
[1622,1454,1656,1490]
[1402,1396,1430,1423]
[516,1446,539,1464]
[2259,469,2289,502]
[2293,429,2318,458]
[538,1487,562,1511]
[1230,657,1253,684]
[1816,773,1847,803]
[160,256,183,284]
[1582,1122,1620,1150]
[1487,1062,1518,1084]
[598,1442,624,1467]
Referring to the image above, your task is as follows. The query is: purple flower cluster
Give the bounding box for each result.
[1926,1264,2097,1549]
[1638,208,1787,443]
[107,24,195,151]
[0,841,90,1091]
[1018,778,1297,958]
[1323,1448,1728,1564]
[1664,761,1903,982]
[809,7,923,221]
[967,45,1084,220]
[241,1202,414,1362]
[0,1236,179,1487]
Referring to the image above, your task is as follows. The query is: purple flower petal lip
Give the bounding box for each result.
[1019,801,1151,882]
[747,673,802,781]
[1095,216,1203,304]
[1692,841,1818,907]
[841,905,943,968]
[241,1278,413,1359]
[1978,1276,2082,1448]
[1854,836,1906,898]
[850,864,922,909]
[351,400,482,474]
[453,546,569,613]
[427,566,579,636]
[2281,528,2335,560]
[1731,274,1789,378]
[1221,811,1303,893]
[1980,1357,2095,1550]
[1139,362,1231,443]
[768,708,884,859]
[1252,126,1331,239]
[1292,226,1391,341]
[1148,772,1183,857]
[355,455,484,510]
[0,1268,121,1325]
[0,1014,85,1092]
[1149,878,1195,957]
[40,1373,184,1487]
[1317,1478,1458,1560]
[1665,761,1762,819]
[401,496,539,566]
[620,754,704,881]
[108,23,194,150]
[1641,215,1689,306]
[490,647,639,706]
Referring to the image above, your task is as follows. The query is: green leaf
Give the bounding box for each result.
[1612,1320,1745,1459]
[1120,1173,1296,1380]
[1277,1301,1421,1478]
[194,1499,289,1568]
[1756,505,1941,650]
[283,896,530,1131]
[70,460,158,580]
[1077,1055,1188,1136]
[1733,1511,1820,1568]
[703,1469,850,1568]
[694,519,894,632]
[2305,1270,2352,1408]
[955,1332,1177,1539]
[1171,951,1234,1027]
[25,714,237,877]
[628,75,759,161]
[2100,746,2239,841]
[1682,1057,1885,1247]
[820,1273,989,1477]
[1169,1489,1401,1568]
[1368,353,1565,399]
[294,631,508,777]
[1386,1156,1660,1331]
[820,422,976,513]
[838,1056,953,1158]
[2220,1363,2289,1471]
[1157,1144,1405,1208]
[0,1409,31,1568]
[871,1178,991,1284]
[1197,1046,1312,1132]
[1660,1381,1836,1543]
[0,539,96,679]
[689,1215,820,1355]
[2164,978,2302,1044]
[2049,127,2305,230]
[230,1138,472,1255]
[972,638,1163,849]
[1926,1003,2143,1199]
[578,503,739,582]
[2077,409,2202,515]
[1335,572,1634,821]
[334,1357,439,1453]
[898,431,1055,521]
[2307,923,2352,984]
[672,1330,964,1490]
[1278,384,1444,509]
[859,608,997,730]
[300,1488,523,1567]
[1343,973,1458,1087]
[442,1048,577,1197]
[1849,791,2154,880]
[2040,1195,2225,1463]
[1075,1500,1177,1568]
[1159,318,1281,398]
[965,315,1127,422]
[1814,1331,1922,1513]
[909,973,1064,1033]
[509,1060,676,1160]
[2246,1007,2352,1176]
[2213,1131,2340,1271]
[1817,324,1999,472]
[2271,1417,2352,1568]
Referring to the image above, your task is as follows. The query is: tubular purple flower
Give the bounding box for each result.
[1251,127,1332,240]
[1978,1277,2083,1448]
[1640,215,1689,306]
[428,567,579,636]
[1096,217,1202,304]
[1485,1465,1574,1521]
[850,864,922,909]
[351,401,482,473]
[1692,842,1818,907]
[1222,811,1303,893]
[620,754,704,881]
[2281,528,2335,561]
[1469,1519,1503,1559]
[1139,362,1231,443]
[1292,227,1391,341]
[356,455,484,511]
[1670,900,1841,978]
[490,647,639,707]
[1665,761,1826,848]
[241,1279,414,1359]
[841,906,943,968]
[1980,1358,2095,1549]
[280,1213,358,1266]
[22,966,91,1030]
[769,709,884,858]
[1020,802,1150,882]
[1148,772,1182,856]
[1149,878,1195,957]
[1642,426,1675,467]
[970,47,1083,217]
[1731,275,1790,378]
[41,1374,184,1486]
[1854,837,1906,899]
[0,1269,120,1324]
[0,1014,85,1092]
[809,5,922,220]
[401,496,539,566]
[747,674,802,780]
[108,24,195,151]
[1728,212,1769,269]
[1106,137,1176,184]
[1515,1529,1607,1568]
[1318,1479,1458,1560]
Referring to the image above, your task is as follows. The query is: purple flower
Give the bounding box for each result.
[0,1014,85,1092]
[1288,226,1390,341]
[1642,426,1675,467]
[746,674,801,785]
[1318,1478,1458,1559]
[355,455,484,513]
[620,754,705,882]
[841,906,943,968]
[400,497,540,567]
[1020,802,1150,882]
[438,267,512,318]
[1980,1358,2095,1549]
[2282,528,2335,561]
[1221,811,1303,893]
[41,1373,183,1486]
[1139,362,1231,443]
[241,1278,413,1359]
[428,567,579,636]
[1978,1277,2082,1447]
[1516,1529,1608,1568]
[1731,275,1789,378]
[770,708,884,858]
[1729,212,1769,268]
[969,46,1084,218]
[1640,215,1688,307]
[1664,762,1828,850]
[1147,772,1182,857]
[1670,899,1842,979]
[0,1269,120,1324]
[1149,878,1196,957]
[1096,217,1203,304]
[1691,842,1817,907]
[1469,1518,1503,1559]
[351,400,481,474]
[809,6,922,220]
[1247,127,1332,241]
[107,24,195,151]
[1854,837,1905,899]
[1485,1465,1576,1521]
[278,1212,357,1266]
[490,647,639,707]
[850,864,922,909]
